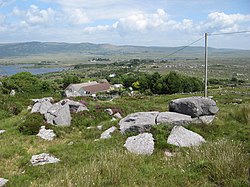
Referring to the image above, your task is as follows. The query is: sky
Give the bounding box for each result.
[0,0,250,49]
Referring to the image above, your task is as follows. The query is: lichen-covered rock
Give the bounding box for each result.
[169,96,219,117]
[156,112,193,126]
[36,126,56,141]
[167,126,206,147]
[124,133,154,155]
[30,153,60,166]
[119,112,159,133]
[100,126,117,139]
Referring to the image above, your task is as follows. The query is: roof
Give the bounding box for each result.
[66,81,98,91]
[81,82,111,94]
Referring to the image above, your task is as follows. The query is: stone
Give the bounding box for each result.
[167,126,206,147]
[44,112,55,125]
[10,89,15,96]
[124,133,154,155]
[100,126,117,139]
[119,112,159,133]
[164,150,175,157]
[36,126,56,141]
[97,125,102,130]
[169,96,219,117]
[113,112,122,119]
[156,112,193,126]
[105,108,113,115]
[76,105,89,113]
[0,178,8,187]
[31,102,41,113]
[30,153,60,166]
[39,100,53,114]
[53,104,71,126]
[0,130,6,134]
[31,97,53,103]
[192,115,215,124]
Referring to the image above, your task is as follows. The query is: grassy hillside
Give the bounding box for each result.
[0,86,249,186]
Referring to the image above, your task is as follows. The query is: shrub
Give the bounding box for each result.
[18,113,46,135]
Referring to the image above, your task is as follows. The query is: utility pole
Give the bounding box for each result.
[204,33,208,97]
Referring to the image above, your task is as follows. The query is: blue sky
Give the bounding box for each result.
[0,0,250,49]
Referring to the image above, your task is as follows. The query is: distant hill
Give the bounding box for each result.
[0,42,249,58]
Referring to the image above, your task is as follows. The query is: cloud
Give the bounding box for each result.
[83,9,193,34]
[0,0,15,7]
[25,5,55,26]
[63,8,90,25]
[200,12,250,33]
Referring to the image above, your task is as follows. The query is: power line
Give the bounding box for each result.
[209,30,250,36]
[165,36,205,58]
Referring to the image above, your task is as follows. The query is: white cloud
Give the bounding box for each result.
[25,5,55,26]
[64,8,90,25]
[200,12,250,33]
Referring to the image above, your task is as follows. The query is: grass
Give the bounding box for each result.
[0,87,250,186]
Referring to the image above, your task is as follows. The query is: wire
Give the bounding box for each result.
[209,30,250,36]
[165,36,205,58]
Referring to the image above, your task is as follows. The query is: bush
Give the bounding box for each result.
[19,113,46,135]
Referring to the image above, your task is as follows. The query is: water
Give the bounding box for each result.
[0,64,69,76]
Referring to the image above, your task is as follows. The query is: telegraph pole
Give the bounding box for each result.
[204,33,208,97]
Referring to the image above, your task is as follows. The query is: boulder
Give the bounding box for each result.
[0,130,6,134]
[167,126,206,147]
[44,112,55,125]
[36,126,56,141]
[31,98,52,114]
[156,112,193,126]
[76,105,89,113]
[0,178,8,187]
[53,104,71,126]
[119,112,159,133]
[124,133,154,155]
[30,153,60,166]
[169,96,219,117]
[100,126,117,139]
[192,115,215,124]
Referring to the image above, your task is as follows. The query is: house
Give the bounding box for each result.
[64,81,111,97]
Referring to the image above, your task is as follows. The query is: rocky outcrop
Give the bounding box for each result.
[36,126,56,141]
[0,178,8,187]
[100,126,117,139]
[167,126,206,147]
[119,112,159,133]
[30,153,60,166]
[124,133,154,155]
[169,96,219,117]
[156,112,193,126]
[31,98,88,126]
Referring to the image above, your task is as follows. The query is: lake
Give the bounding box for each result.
[0,64,69,76]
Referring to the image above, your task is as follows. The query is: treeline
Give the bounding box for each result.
[107,71,203,94]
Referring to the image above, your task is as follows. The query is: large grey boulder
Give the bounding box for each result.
[169,96,219,117]
[119,112,159,133]
[156,112,193,126]
[53,104,71,126]
[167,126,206,147]
[39,100,53,114]
[30,153,60,166]
[100,126,117,139]
[36,126,56,141]
[124,133,154,155]
[0,178,8,187]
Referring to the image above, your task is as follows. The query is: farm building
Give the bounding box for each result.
[64,81,111,97]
